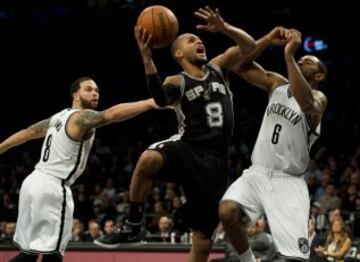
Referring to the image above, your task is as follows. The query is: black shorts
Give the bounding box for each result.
[148,135,229,238]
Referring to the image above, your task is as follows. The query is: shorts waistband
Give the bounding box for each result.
[249,165,305,177]
[33,171,71,186]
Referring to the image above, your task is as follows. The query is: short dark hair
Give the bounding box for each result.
[170,36,181,61]
[69,77,93,100]
[317,60,328,76]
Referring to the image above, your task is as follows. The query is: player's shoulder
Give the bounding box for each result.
[164,74,183,86]
[313,90,327,106]
[51,108,73,121]
[313,89,327,100]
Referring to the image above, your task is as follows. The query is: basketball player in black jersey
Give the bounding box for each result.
[94,6,255,261]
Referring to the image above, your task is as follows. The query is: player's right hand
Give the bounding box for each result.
[134,26,153,60]
[266,26,290,46]
[285,29,302,56]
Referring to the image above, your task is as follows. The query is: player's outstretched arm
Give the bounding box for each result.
[0,118,50,154]
[134,26,156,75]
[67,98,158,140]
[195,6,255,69]
[195,6,255,54]
[285,29,327,115]
[241,26,290,65]
[234,62,287,93]
[134,26,181,107]
[231,27,289,94]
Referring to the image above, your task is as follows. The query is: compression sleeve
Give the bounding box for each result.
[146,73,181,106]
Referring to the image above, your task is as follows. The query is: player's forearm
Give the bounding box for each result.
[242,34,273,64]
[143,58,157,75]
[285,54,315,112]
[145,74,180,106]
[220,23,255,54]
[0,129,33,154]
[105,99,156,124]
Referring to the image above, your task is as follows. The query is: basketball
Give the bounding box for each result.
[136,5,178,49]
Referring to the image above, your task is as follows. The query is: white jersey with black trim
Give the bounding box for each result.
[251,83,320,175]
[35,108,95,184]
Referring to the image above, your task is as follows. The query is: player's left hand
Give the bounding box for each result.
[194,6,225,33]
[285,29,302,56]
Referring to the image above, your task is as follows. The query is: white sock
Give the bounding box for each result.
[238,247,256,262]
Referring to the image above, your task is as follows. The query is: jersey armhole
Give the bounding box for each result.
[306,115,320,136]
[178,74,186,99]
[65,111,84,143]
[268,82,289,99]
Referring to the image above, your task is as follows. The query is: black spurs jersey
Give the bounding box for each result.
[175,63,234,155]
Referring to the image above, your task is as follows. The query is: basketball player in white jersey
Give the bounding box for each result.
[219,27,328,261]
[0,77,158,262]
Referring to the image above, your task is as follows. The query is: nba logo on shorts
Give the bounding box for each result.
[298,237,309,254]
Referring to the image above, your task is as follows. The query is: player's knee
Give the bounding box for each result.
[192,231,212,254]
[136,150,163,175]
[218,201,241,224]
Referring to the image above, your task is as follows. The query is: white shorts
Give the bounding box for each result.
[13,171,74,256]
[221,165,310,260]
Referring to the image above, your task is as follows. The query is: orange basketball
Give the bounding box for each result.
[136,5,178,49]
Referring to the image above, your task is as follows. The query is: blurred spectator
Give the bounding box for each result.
[148,201,168,233]
[83,220,102,242]
[103,178,116,202]
[315,173,332,201]
[0,222,16,243]
[103,218,115,236]
[318,184,342,214]
[315,218,351,261]
[342,184,359,212]
[309,218,326,262]
[210,218,276,262]
[70,218,85,242]
[157,216,174,243]
[247,218,276,262]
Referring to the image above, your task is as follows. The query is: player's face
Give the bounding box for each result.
[180,34,207,65]
[77,80,99,109]
[297,55,321,82]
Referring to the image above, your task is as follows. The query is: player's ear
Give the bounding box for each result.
[174,50,184,60]
[314,72,326,82]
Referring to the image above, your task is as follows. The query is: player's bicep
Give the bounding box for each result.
[75,110,106,129]
[67,110,104,140]
[163,75,182,86]
[307,92,327,116]
[234,62,287,92]
[163,75,182,103]
[210,46,243,71]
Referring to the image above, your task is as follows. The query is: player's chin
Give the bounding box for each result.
[91,102,99,109]
[196,56,208,64]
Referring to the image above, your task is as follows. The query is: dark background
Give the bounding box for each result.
[0,0,357,157]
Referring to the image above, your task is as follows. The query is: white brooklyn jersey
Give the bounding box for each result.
[35,108,95,184]
[251,83,320,174]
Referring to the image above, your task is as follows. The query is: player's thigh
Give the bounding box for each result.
[221,169,264,225]
[262,175,310,259]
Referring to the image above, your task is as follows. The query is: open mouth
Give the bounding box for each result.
[196,45,205,54]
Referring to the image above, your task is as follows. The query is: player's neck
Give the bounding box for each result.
[71,102,84,110]
[183,62,207,78]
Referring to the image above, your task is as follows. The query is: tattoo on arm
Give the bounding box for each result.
[28,119,51,135]
[75,110,106,130]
